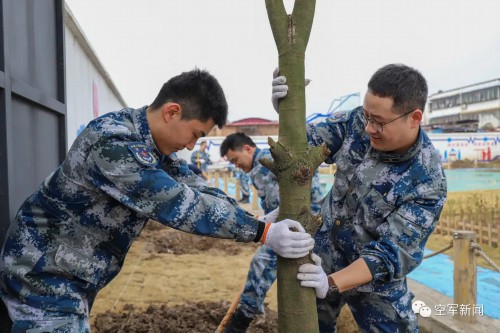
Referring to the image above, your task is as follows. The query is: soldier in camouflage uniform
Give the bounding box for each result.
[190,140,212,173]
[0,69,315,333]
[237,169,251,203]
[272,64,447,332]
[230,167,251,204]
[220,132,324,332]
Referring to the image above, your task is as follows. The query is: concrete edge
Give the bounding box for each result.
[408,278,500,333]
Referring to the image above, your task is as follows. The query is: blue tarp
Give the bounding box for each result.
[409,249,500,319]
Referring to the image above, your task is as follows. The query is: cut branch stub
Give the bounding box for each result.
[291,143,330,186]
[268,137,293,171]
[293,161,313,186]
[309,143,330,170]
[297,205,322,236]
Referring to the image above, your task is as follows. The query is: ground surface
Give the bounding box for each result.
[90,217,359,332]
[94,301,278,333]
[90,189,500,332]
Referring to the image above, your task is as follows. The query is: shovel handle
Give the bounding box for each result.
[216,289,242,333]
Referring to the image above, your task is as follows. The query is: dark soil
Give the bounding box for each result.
[92,221,360,333]
[93,301,278,333]
[142,220,258,257]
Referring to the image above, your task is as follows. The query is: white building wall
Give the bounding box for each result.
[425,79,500,129]
[423,132,499,162]
[480,113,500,128]
[64,4,127,148]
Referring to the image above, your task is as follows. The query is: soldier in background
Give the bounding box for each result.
[220,132,324,332]
[234,167,251,204]
[190,140,212,179]
[0,69,315,332]
[273,64,447,332]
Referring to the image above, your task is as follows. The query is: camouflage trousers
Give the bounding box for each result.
[2,296,91,333]
[238,244,277,317]
[313,230,418,333]
[238,171,250,197]
[316,286,418,333]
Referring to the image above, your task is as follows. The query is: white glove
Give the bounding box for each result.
[272,68,288,113]
[263,218,314,259]
[271,68,311,113]
[198,159,206,163]
[297,253,329,299]
[258,208,279,223]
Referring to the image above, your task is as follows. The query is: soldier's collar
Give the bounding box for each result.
[252,147,262,167]
[369,128,423,163]
[132,106,162,156]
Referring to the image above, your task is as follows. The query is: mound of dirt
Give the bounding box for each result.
[142,220,258,256]
[93,301,278,333]
[91,222,360,333]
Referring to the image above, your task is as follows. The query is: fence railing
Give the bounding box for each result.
[206,170,260,212]
[424,230,499,324]
[436,194,499,248]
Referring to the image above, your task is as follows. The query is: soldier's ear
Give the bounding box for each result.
[242,144,253,154]
[409,109,423,129]
[162,103,181,123]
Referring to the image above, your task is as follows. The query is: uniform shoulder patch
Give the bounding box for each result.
[328,110,350,123]
[127,142,158,167]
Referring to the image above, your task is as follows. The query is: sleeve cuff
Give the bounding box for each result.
[361,255,386,281]
[253,221,266,243]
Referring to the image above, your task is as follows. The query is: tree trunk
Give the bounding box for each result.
[263,1,329,332]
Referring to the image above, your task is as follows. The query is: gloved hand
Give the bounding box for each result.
[272,68,288,113]
[271,68,310,113]
[258,208,279,223]
[198,159,206,163]
[262,218,314,258]
[297,253,329,299]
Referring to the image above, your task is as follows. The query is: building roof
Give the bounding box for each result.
[430,78,500,99]
[226,117,279,126]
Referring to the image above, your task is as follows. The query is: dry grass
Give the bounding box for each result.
[448,159,500,169]
[89,190,500,330]
[426,233,500,270]
[429,189,500,269]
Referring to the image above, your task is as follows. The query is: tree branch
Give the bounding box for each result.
[265,0,289,51]
[291,0,316,50]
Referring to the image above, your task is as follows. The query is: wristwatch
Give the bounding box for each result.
[325,276,340,301]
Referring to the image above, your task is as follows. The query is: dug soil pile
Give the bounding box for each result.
[90,220,359,332]
[94,301,278,333]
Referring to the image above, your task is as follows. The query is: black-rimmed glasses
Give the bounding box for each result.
[362,109,414,132]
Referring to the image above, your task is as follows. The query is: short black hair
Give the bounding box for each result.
[368,64,428,114]
[220,132,256,157]
[150,68,228,128]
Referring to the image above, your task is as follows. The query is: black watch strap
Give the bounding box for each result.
[325,276,340,301]
[325,284,340,301]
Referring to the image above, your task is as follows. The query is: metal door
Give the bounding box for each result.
[0,0,66,244]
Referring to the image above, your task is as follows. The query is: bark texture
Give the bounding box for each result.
[264,1,329,332]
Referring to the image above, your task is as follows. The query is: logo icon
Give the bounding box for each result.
[412,300,432,318]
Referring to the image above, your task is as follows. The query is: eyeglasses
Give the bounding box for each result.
[362,109,414,132]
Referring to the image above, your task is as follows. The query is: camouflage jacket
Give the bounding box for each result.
[308,106,447,292]
[0,106,258,315]
[248,148,324,214]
